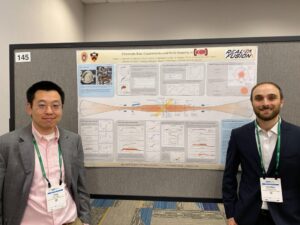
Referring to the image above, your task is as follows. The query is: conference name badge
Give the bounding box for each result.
[46,184,66,212]
[260,177,283,203]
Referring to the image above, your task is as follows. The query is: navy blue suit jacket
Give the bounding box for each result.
[222,120,300,225]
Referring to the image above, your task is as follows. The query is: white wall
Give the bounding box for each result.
[0,0,84,135]
[84,0,300,41]
[2,0,300,135]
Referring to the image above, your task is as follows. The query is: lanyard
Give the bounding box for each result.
[255,118,281,177]
[33,138,63,188]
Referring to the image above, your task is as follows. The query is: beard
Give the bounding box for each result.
[253,105,281,121]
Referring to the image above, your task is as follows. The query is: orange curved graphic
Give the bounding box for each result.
[80,99,253,118]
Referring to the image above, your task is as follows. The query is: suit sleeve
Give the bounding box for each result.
[222,129,241,219]
[76,136,91,224]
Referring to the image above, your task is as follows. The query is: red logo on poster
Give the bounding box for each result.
[193,48,208,56]
[81,52,88,62]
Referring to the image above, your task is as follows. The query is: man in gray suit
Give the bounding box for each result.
[0,81,91,225]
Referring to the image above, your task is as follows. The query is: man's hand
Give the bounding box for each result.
[227,217,238,225]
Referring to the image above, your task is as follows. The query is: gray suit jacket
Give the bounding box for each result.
[0,124,91,225]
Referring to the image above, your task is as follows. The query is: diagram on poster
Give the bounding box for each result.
[77,46,257,169]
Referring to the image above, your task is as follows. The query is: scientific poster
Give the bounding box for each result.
[76,46,257,169]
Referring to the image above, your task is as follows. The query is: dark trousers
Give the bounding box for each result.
[256,210,276,225]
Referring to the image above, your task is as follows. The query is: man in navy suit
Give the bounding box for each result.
[222,82,300,225]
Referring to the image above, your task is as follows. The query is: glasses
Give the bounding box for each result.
[36,102,62,112]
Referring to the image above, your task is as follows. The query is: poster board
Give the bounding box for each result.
[10,37,300,200]
[76,46,257,169]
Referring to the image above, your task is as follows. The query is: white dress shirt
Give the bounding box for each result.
[256,121,279,209]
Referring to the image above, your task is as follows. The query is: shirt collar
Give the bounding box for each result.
[32,123,60,142]
[256,119,279,135]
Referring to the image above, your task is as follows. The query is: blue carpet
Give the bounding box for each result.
[90,199,226,225]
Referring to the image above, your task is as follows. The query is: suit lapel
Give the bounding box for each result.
[18,125,35,195]
[247,122,263,171]
[266,120,288,175]
[267,148,277,175]
[19,125,35,174]
[58,128,72,187]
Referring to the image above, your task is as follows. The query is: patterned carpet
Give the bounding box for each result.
[90,199,227,225]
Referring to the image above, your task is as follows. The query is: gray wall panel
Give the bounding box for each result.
[14,49,78,132]
[86,167,223,198]
[11,39,300,199]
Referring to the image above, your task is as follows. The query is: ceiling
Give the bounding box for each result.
[81,0,172,3]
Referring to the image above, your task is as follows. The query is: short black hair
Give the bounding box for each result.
[250,81,283,101]
[26,81,65,105]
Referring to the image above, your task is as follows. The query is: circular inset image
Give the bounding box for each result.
[81,70,95,84]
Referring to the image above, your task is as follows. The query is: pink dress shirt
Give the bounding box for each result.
[21,126,77,225]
